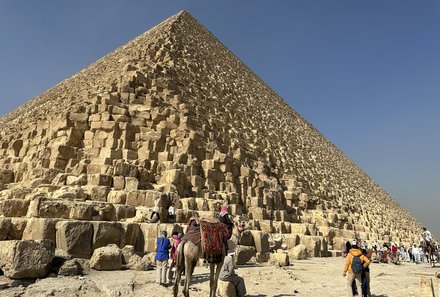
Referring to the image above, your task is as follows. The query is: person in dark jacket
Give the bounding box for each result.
[155,230,171,286]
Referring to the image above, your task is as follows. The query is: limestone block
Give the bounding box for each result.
[175,209,197,224]
[299,235,322,257]
[136,223,159,253]
[290,223,312,235]
[259,220,274,233]
[127,254,152,271]
[0,218,12,240]
[269,251,289,267]
[122,223,140,246]
[38,199,71,219]
[288,244,308,260]
[56,220,93,258]
[84,185,111,202]
[235,245,256,265]
[0,199,30,217]
[0,169,14,184]
[121,245,135,264]
[255,252,270,263]
[217,280,236,297]
[248,206,268,220]
[22,218,59,242]
[69,202,93,220]
[282,234,300,249]
[92,221,125,250]
[88,174,113,187]
[0,239,55,279]
[90,244,122,271]
[113,176,125,190]
[126,190,147,207]
[115,204,136,220]
[250,231,270,253]
[239,230,255,246]
[107,190,127,204]
[125,177,139,191]
[58,259,82,276]
[89,201,117,221]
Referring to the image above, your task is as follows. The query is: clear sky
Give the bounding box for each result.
[1,1,439,239]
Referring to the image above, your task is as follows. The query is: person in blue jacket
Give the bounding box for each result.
[155,230,171,286]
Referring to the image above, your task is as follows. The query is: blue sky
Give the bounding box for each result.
[1,1,439,239]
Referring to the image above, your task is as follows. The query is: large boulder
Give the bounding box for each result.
[0,240,55,279]
[235,245,256,265]
[250,231,270,253]
[288,244,308,260]
[90,244,122,271]
[126,254,152,271]
[58,259,82,276]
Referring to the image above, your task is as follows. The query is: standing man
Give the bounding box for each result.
[343,240,370,297]
[155,230,171,286]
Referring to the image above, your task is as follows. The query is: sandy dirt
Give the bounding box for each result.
[0,257,439,297]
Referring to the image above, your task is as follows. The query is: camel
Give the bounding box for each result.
[423,241,439,267]
[173,218,229,297]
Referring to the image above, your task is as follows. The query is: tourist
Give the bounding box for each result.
[169,231,182,282]
[419,245,425,263]
[361,245,371,297]
[412,244,420,264]
[219,252,247,297]
[168,203,176,223]
[151,196,161,222]
[343,240,370,297]
[155,230,171,286]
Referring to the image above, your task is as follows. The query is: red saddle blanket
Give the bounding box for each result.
[199,218,229,263]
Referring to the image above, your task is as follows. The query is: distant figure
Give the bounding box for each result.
[343,240,370,297]
[151,196,161,222]
[219,252,247,297]
[168,203,176,223]
[155,230,171,286]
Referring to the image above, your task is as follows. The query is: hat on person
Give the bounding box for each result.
[351,240,357,246]
[228,251,236,257]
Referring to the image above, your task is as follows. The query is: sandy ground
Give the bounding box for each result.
[1,257,439,297]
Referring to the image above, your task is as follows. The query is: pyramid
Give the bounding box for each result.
[0,11,422,260]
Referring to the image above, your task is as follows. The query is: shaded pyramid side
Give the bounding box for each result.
[0,10,422,255]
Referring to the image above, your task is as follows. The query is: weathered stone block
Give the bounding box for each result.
[107,190,127,204]
[288,244,308,260]
[217,280,236,297]
[69,202,93,220]
[90,244,122,271]
[92,221,125,250]
[250,231,270,253]
[0,199,30,217]
[38,199,71,219]
[56,220,93,258]
[235,245,256,265]
[0,240,55,279]
[22,218,59,242]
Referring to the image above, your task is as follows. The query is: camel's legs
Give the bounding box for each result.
[173,262,183,297]
[183,256,197,297]
[209,261,223,297]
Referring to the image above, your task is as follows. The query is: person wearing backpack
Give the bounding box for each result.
[343,240,370,297]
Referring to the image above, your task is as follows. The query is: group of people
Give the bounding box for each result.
[342,227,437,297]
[154,230,182,286]
[154,204,247,297]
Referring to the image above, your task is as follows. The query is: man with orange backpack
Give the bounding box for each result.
[343,240,371,297]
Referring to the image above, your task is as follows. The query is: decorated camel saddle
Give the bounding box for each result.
[183,217,229,263]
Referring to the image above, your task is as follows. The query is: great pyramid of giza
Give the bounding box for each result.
[0,11,422,264]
